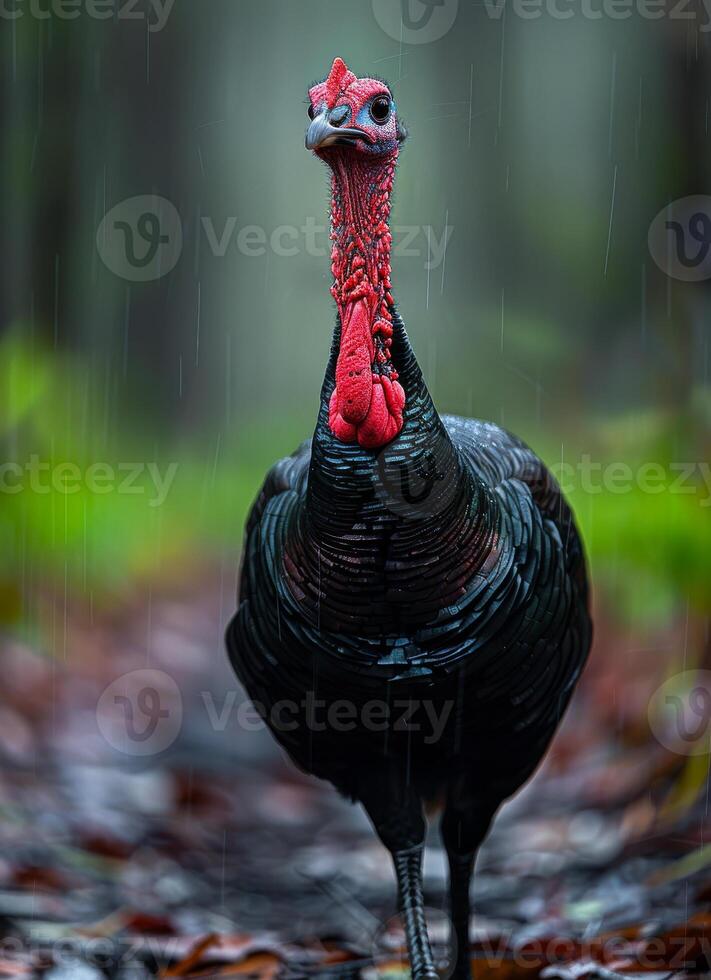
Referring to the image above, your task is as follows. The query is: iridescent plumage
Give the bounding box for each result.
[227,60,592,979]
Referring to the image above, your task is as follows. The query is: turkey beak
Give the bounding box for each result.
[306,111,334,150]
[306,107,371,150]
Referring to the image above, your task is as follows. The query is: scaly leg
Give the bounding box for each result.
[359,769,438,980]
[441,788,498,979]
[393,845,439,980]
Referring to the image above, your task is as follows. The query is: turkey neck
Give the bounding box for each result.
[300,150,483,581]
[324,150,406,451]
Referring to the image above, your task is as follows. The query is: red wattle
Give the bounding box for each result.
[335,299,374,424]
[322,146,405,450]
[328,389,357,442]
[356,376,405,449]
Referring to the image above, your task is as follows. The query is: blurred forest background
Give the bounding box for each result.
[1,0,710,631]
[2,0,710,628]
[1,0,711,976]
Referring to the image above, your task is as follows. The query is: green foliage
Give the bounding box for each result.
[1,331,709,636]
[540,404,711,624]
[0,331,266,627]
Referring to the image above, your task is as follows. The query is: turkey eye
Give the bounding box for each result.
[370,97,391,124]
[308,104,316,119]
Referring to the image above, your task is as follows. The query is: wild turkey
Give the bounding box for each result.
[227,57,592,980]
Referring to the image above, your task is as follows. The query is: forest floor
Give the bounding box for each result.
[0,571,709,979]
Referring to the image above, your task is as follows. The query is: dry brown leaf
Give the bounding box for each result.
[472,957,544,980]
[124,911,177,936]
[194,951,282,978]
[0,958,33,977]
[159,933,220,977]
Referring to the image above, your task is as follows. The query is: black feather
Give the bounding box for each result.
[226,306,591,809]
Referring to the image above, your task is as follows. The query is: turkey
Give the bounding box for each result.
[227,57,592,980]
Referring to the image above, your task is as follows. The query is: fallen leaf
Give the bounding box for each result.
[160,933,220,977]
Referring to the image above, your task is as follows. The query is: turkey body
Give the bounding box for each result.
[228,58,592,978]
[227,308,591,811]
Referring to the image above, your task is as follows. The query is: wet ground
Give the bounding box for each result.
[0,575,708,978]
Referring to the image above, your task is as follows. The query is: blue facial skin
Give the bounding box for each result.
[354,98,397,128]
[355,99,399,154]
